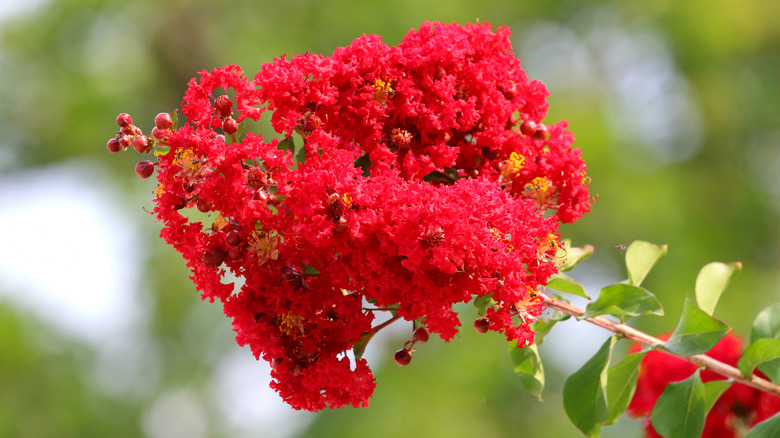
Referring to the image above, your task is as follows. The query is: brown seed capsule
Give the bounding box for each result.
[394,348,412,366]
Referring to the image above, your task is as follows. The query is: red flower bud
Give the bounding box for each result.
[520,120,537,137]
[532,123,549,140]
[203,247,227,267]
[154,112,173,130]
[223,117,238,135]
[474,317,490,334]
[196,198,211,212]
[413,327,429,343]
[394,348,412,366]
[214,95,233,118]
[118,135,132,148]
[116,113,133,128]
[226,230,242,246]
[107,138,123,153]
[132,135,150,153]
[135,160,155,179]
[151,127,171,141]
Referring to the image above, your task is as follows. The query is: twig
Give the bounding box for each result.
[539,291,780,397]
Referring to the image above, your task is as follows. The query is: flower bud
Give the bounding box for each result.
[520,120,537,137]
[532,123,549,140]
[474,317,490,334]
[118,135,132,148]
[413,327,429,343]
[394,348,412,366]
[107,138,123,153]
[203,247,227,267]
[196,198,211,212]
[154,112,173,130]
[116,113,133,127]
[223,117,238,135]
[226,230,241,246]
[135,160,155,179]
[151,127,171,141]
[214,95,233,118]
[132,135,150,153]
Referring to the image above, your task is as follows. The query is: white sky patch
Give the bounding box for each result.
[0,160,145,347]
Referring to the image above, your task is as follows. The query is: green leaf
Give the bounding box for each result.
[277,136,295,152]
[510,342,544,401]
[664,298,730,355]
[625,240,668,287]
[154,145,171,156]
[352,331,374,361]
[751,303,780,342]
[695,262,741,316]
[702,379,732,414]
[750,304,780,383]
[171,109,179,129]
[558,239,594,273]
[650,370,705,438]
[605,351,647,425]
[745,410,780,438]
[473,294,494,317]
[563,336,618,437]
[546,273,590,300]
[737,339,780,380]
[582,283,663,320]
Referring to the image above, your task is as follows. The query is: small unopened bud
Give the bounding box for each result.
[135,160,155,179]
[151,127,171,141]
[196,198,211,212]
[132,135,150,153]
[413,327,429,343]
[520,120,537,137]
[203,247,227,267]
[474,317,490,334]
[214,95,233,118]
[116,113,133,128]
[532,123,549,140]
[223,118,238,135]
[107,138,123,153]
[226,230,241,246]
[394,348,412,366]
[118,135,132,148]
[154,112,173,130]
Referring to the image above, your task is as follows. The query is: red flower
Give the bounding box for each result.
[628,333,780,437]
[108,21,594,410]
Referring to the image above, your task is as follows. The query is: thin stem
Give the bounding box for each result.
[539,291,780,397]
[371,314,402,334]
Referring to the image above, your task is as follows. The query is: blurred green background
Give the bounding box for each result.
[1,0,779,436]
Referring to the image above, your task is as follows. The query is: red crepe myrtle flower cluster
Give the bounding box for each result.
[106,21,593,411]
[628,333,780,437]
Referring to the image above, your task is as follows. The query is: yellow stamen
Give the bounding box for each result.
[249,229,280,265]
[523,176,557,210]
[537,233,566,264]
[502,152,525,180]
[372,78,394,102]
[277,312,304,337]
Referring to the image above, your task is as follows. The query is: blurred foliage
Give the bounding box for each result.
[1,0,780,437]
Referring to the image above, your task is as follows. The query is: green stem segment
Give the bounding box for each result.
[539,291,780,397]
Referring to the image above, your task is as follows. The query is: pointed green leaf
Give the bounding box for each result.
[582,283,663,320]
[563,336,618,437]
[751,303,780,342]
[352,331,374,361]
[750,304,780,383]
[558,239,594,273]
[745,410,780,438]
[154,145,171,157]
[651,370,705,438]
[605,351,647,425]
[664,298,730,355]
[277,136,295,152]
[625,240,668,287]
[737,339,780,380]
[546,273,590,300]
[473,294,494,317]
[702,380,732,414]
[695,262,741,316]
[510,342,544,401]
